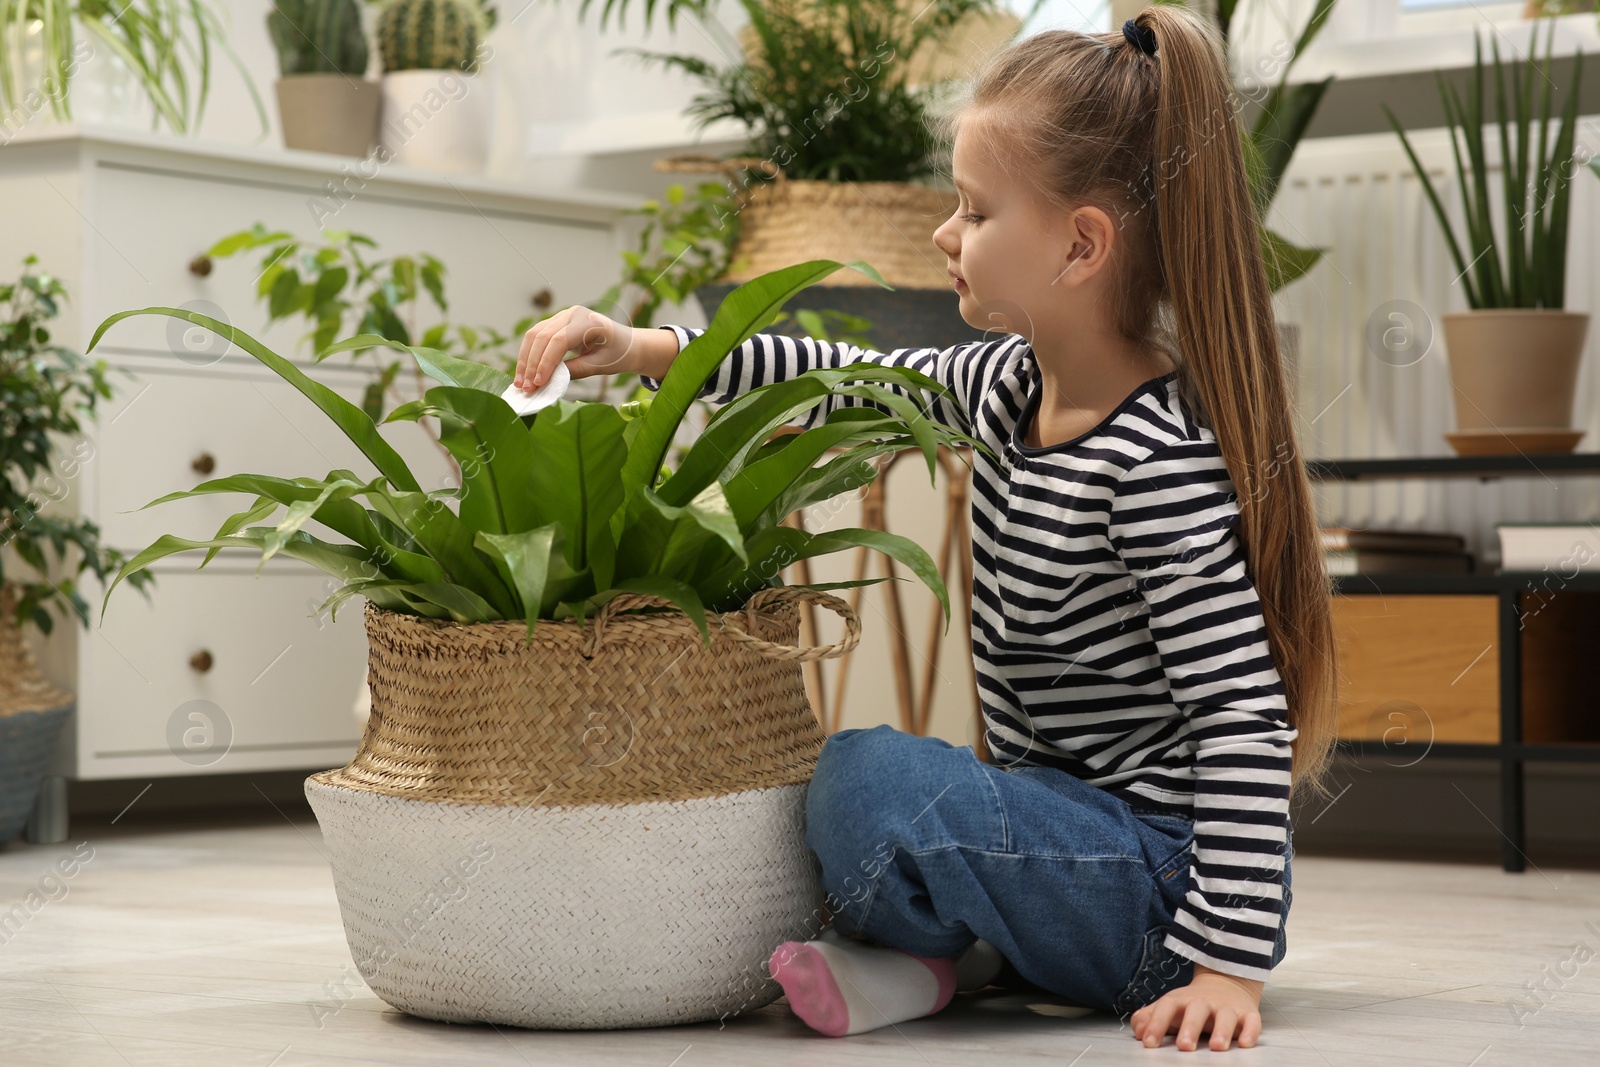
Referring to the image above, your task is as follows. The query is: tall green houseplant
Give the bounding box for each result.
[92,260,997,638]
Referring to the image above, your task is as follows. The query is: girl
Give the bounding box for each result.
[513,4,1337,1053]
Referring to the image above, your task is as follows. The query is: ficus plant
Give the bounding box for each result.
[90,259,997,644]
[0,255,154,634]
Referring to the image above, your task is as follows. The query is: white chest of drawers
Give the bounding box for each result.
[0,123,635,783]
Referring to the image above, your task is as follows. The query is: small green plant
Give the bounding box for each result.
[594,181,743,334]
[376,0,491,74]
[204,224,534,425]
[1384,20,1584,310]
[91,260,997,641]
[0,256,153,634]
[597,0,1008,183]
[268,0,371,76]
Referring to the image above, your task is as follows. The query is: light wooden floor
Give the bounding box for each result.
[2,814,1597,1065]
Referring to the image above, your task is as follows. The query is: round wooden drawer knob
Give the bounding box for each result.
[189,649,214,674]
[189,255,213,277]
[191,451,216,476]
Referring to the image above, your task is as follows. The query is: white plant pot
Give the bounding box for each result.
[377,69,492,173]
[304,778,818,1028]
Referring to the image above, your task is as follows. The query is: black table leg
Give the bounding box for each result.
[1499,588,1526,873]
[1500,756,1526,872]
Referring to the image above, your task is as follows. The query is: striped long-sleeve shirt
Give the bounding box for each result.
[641,325,1298,982]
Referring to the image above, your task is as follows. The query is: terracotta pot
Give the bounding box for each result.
[1442,310,1589,430]
[275,74,381,158]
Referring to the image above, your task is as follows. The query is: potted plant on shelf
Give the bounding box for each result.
[0,256,153,846]
[269,0,380,157]
[374,0,495,172]
[90,258,996,1028]
[577,0,1017,351]
[0,0,266,136]
[1385,20,1588,456]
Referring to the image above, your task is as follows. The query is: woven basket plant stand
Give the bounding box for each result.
[0,582,75,846]
[656,155,960,291]
[305,586,861,1029]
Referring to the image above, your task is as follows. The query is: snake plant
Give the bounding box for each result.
[90,259,996,644]
[1383,19,1584,310]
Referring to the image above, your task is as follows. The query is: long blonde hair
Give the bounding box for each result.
[935,6,1339,798]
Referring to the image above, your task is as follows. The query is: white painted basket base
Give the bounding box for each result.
[305,778,823,1029]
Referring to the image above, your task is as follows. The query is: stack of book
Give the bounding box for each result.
[1496,523,1600,572]
[1321,526,1473,575]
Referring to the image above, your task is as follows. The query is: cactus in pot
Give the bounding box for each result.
[377,0,491,74]
[269,0,370,74]
[269,0,382,157]
[373,0,496,172]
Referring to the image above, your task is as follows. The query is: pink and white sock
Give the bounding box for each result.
[768,927,958,1037]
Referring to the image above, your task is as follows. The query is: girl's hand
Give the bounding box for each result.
[1130,963,1265,1051]
[514,306,651,392]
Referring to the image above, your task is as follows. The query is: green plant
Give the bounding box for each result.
[1197,0,1339,290]
[0,0,267,136]
[376,0,490,74]
[204,224,534,427]
[268,0,370,76]
[1384,20,1583,309]
[92,260,998,642]
[0,255,153,634]
[594,180,743,334]
[596,0,1012,183]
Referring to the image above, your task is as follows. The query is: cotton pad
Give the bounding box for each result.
[500,360,570,415]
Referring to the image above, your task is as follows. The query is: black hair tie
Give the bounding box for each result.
[1122,18,1157,57]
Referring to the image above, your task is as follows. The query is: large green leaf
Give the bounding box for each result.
[701,525,950,631]
[526,399,629,591]
[138,472,441,584]
[101,528,413,616]
[475,523,570,640]
[721,408,908,527]
[621,258,889,512]
[356,484,519,618]
[1259,225,1325,292]
[384,386,540,535]
[758,438,919,533]
[615,480,747,583]
[318,333,512,392]
[86,308,420,492]
[657,362,963,511]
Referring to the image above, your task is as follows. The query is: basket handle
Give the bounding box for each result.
[581,587,859,662]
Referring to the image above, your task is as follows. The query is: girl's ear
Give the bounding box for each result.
[1051,206,1119,287]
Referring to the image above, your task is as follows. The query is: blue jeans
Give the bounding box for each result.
[803,725,1292,1016]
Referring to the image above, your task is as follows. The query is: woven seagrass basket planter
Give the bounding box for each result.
[0,583,75,846]
[305,585,860,1029]
[717,171,958,291]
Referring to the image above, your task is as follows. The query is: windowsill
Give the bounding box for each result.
[1288,10,1600,85]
